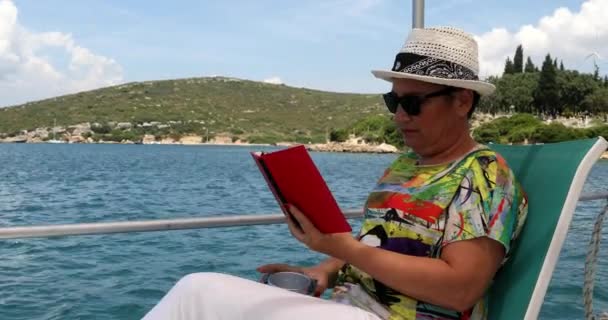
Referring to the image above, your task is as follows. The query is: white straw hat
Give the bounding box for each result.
[371,27,495,96]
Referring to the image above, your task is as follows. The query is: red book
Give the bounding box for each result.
[251,145,351,234]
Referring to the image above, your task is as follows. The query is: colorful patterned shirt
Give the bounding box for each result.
[335,146,528,320]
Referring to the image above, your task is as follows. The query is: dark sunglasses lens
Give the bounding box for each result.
[401,97,421,116]
[382,93,423,116]
[382,93,399,113]
[391,96,422,116]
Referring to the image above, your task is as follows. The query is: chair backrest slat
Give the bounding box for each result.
[487,138,607,320]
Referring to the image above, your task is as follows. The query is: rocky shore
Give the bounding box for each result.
[1,119,606,156]
[304,142,398,153]
[0,123,402,154]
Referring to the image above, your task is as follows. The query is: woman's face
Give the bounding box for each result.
[390,78,472,157]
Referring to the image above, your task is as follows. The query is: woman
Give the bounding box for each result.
[142,27,528,320]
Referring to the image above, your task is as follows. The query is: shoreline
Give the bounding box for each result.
[0,140,402,154]
[2,139,607,158]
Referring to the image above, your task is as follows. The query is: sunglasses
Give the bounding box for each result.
[382,87,461,116]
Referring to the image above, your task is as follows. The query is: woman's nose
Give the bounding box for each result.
[394,105,411,122]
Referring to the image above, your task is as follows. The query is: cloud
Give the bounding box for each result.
[263,76,283,85]
[0,0,123,107]
[475,0,608,78]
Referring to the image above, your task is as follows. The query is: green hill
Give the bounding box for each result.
[0,77,386,143]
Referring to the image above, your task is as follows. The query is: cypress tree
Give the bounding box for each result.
[524,57,536,72]
[534,54,560,115]
[504,57,515,74]
[513,45,524,73]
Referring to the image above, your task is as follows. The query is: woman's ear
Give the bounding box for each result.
[453,89,474,118]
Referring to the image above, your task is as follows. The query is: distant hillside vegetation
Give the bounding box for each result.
[0,77,386,144]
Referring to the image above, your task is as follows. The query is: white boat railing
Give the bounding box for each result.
[0,210,365,240]
[0,193,606,240]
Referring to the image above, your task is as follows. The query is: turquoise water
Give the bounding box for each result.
[0,144,605,319]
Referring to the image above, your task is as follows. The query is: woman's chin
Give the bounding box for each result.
[404,139,431,156]
[403,139,420,151]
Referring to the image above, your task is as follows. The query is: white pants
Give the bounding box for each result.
[142,272,381,320]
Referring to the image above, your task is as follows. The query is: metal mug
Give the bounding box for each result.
[261,271,317,295]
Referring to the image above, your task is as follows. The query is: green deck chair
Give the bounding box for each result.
[487,137,608,320]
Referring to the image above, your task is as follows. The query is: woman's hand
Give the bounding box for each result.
[284,204,359,259]
[256,263,333,297]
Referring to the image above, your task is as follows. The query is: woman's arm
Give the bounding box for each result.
[335,236,504,312]
[285,204,504,312]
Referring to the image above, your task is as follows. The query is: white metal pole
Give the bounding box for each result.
[0,191,606,240]
[412,0,425,29]
[0,210,366,240]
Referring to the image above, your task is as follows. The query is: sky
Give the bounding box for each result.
[0,0,607,107]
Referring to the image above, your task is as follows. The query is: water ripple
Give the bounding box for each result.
[0,144,606,319]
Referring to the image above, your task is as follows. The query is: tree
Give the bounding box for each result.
[560,60,565,71]
[504,57,515,75]
[492,73,539,114]
[473,114,542,143]
[593,65,600,80]
[531,123,582,143]
[383,123,403,147]
[524,57,536,73]
[513,45,524,73]
[329,128,349,142]
[91,123,112,134]
[476,77,502,114]
[553,58,558,68]
[534,54,561,116]
[582,88,608,114]
[557,71,599,114]
[604,75,608,88]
